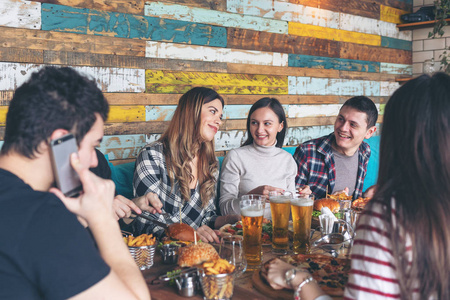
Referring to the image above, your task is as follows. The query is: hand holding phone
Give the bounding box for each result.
[50,133,82,197]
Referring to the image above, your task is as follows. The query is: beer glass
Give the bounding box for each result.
[291,195,314,254]
[268,191,292,254]
[240,195,265,271]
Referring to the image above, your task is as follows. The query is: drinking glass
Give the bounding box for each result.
[268,191,292,255]
[290,195,314,254]
[240,195,265,271]
[219,235,247,277]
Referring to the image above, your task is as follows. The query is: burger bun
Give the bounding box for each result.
[314,198,340,213]
[178,243,220,267]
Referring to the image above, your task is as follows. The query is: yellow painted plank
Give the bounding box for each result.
[107,105,146,123]
[288,22,381,47]
[145,70,288,94]
[380,5,409,24]
[0,106,7,126]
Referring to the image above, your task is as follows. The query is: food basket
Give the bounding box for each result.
[197,268,235,300]
[128,244,156,270]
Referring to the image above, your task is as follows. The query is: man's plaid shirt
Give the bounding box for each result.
[132,142,217,237]
[293,133,371,200]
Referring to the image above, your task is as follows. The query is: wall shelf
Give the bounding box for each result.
[395,77,414,83]
[397,19,450,31]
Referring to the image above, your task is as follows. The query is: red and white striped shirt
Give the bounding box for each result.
[343,199,416,300]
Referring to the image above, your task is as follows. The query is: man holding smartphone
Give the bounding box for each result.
[0,67,150,299]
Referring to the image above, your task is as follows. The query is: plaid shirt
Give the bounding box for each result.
[132,142,218,237]
[293,133,371,200]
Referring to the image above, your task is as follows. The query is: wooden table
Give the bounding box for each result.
[141,233,350,299]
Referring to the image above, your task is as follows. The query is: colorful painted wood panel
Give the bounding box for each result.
[146,41,288,67]
[41,4,227,47]
[0,0,408,163]
[145,70,289,94]
[144,2,288,34]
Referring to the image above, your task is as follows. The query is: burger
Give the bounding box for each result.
[178,243,220,267]
[162,223,199,246]
[312,198,340,218]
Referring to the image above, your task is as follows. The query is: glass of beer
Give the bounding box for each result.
[268,191,292,255]
[240,195,265,271]
[291,195,314,254]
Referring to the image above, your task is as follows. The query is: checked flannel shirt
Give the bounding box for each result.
[132,142,218,237]
[293,133,371,200]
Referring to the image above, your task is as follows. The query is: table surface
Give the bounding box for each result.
[142,231,350,300]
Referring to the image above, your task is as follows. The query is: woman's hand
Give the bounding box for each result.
[196,225,220,243]
[247,185,284,197]
[297,185,312,197]
[133,192,163,214]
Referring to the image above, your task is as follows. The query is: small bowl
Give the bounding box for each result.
[312,233,346,252]
[197,269,235,300]
[160,244,179,264]
[128,244,156,270]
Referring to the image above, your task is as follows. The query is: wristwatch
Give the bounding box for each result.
[285,268,297,288]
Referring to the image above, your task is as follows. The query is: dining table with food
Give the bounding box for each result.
[121,191,370,300]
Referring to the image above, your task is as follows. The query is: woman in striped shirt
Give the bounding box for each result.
[344,72,450,300]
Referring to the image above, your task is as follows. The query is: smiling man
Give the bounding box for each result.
[293,96,378,200]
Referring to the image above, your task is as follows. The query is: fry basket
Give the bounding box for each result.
[128,244,156,270]
[197,269,235,300]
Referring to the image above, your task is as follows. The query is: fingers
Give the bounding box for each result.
[197,225,220,243]
[297,185,312,197]
[146,193,163,214]
[115,195,142,215]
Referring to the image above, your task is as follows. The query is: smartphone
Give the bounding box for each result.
[50,133,82,197]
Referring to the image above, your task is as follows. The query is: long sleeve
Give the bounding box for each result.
[294,145,310,188]
[219,150,242,215]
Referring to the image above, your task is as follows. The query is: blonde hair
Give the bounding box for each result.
[159,87,224,207]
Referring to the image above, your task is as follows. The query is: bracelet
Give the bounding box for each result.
[293,276,316,300]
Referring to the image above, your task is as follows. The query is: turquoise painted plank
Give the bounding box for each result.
[288,54,380,73]
[0,141,3,150]
[381,37,412,51]
[380,63,412,75]
[41,3,227,47]
[289,76,381,96]
[145,2,288,34]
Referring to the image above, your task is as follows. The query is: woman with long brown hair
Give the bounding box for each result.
[131,87,236,242]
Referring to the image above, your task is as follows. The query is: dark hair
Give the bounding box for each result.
[341,96,378,128]
[242,97,287,148]
[1,66,109,158]
[370,72,450,299]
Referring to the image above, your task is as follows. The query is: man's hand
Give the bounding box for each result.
[247,185,284,197]
[50,153,115,226]
[363,185,376,199]
[113,195,142,220]
[197,225,220,243]
[133,192,163,214]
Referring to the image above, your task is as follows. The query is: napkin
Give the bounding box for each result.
[319,207,338,235]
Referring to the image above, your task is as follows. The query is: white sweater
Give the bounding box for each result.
[219,143,297,218]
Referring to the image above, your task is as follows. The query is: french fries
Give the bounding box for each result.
[200,259,235,299]
[202,258,235,275]
[123,233,156,247]
[328,192,352,201]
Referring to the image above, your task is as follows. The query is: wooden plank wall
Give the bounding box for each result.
[0,0,412,163]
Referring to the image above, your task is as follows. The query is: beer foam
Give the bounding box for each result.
[291,198,313,207]
[241,206,264,217]
[269,196,291,204]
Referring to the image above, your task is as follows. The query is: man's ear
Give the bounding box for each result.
[50,129,70,141]
[364,126,377,139]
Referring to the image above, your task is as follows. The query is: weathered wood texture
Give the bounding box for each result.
[0,0,407,162]
[34,0,145,15]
